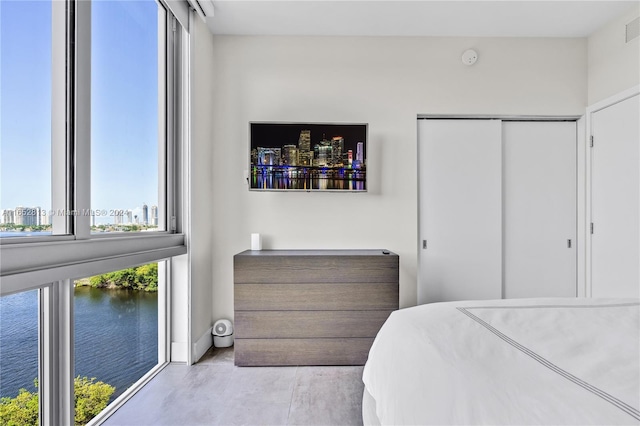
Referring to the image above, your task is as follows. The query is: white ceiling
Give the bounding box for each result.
[206,1,638,37]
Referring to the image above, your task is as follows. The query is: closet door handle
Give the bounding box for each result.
[567,239,572,248]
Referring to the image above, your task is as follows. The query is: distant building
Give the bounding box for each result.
[142,204,149,225]
[126,210,133,224]
[282,145,299,166]
[298,130,312,166]
[354,142,365,169]
[331,137,344,166]
[114,210,124,225]
[2,209,15,224]
[151,205,158,226]
[257,147,281,166]
[14,207,25,225]
[35,207,45,226]
[313,139,332,167]
[14,206,39,226]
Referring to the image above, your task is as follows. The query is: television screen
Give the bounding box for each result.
[249,122,367,191]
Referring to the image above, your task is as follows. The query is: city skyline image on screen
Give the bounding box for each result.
[249,122,367,191]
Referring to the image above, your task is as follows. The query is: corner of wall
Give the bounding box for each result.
[189,11,216,350]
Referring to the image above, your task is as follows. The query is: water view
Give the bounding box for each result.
[0,285,158,401]
[251,169,366,191]
[0,231,52,238]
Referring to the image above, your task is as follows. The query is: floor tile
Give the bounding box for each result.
[225,366,297,404]
[287,366,364,426]
[215,400,292,426]
[104,347,364,426]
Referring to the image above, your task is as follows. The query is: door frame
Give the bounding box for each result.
[416,115,585,303]
[585,85,640,297]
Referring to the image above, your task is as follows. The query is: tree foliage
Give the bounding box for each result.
[74,377,115,425]
[0,377,115,426]
[0,382,38,426]
[0,224,51,233]
[83,263,158,292]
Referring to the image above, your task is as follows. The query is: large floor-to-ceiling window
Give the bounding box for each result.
[1,0,56,238]
[0,0,187,424]
[90,0,164,234]
[73,262,163,425]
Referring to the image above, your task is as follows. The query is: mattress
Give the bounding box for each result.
[362,298,640,425]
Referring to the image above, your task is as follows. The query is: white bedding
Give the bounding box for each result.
[362,298,640,425]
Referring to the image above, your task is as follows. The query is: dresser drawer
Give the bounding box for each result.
[235,310,393,338]
[234,252,398,284]
[235,283,398,311]
[234,338,375,366]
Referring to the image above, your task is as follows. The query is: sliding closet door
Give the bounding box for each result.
[591,94,639,298]
[503,121,577,298]
[418,119,502,304]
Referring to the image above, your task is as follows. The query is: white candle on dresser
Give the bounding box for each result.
[251,233,262,250]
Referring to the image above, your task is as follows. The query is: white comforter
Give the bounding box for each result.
[362,298,640,425]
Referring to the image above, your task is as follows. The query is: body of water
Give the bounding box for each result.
[250,166,366,191]
[0,231,52,238]
[251,174,366,191]
[0,287,158,401]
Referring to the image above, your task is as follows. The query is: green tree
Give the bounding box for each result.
[83,263,158,292]
[74,376,115,425]
[134,263,158,291]
[0,377,115,426]
[0,382,38,426]
[89,274,108,288]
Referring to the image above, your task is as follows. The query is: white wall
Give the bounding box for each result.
[189,15,215,360]
[208,35,587,321]
[588,5,640,105]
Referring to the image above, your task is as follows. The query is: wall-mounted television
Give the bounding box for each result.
[249,122,367,192]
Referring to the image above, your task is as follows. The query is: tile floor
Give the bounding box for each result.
[103,347,365,426]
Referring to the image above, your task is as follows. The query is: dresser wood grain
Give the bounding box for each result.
[233,249,399,366]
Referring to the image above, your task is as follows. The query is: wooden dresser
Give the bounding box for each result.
[233,249,399,366]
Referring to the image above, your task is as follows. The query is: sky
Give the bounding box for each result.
[0,0,159,224]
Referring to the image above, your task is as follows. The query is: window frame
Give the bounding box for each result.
[0,0,186,282]
[0,1,188,424]
[0,0,179,246]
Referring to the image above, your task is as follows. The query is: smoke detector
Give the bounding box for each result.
[462,49,478,66]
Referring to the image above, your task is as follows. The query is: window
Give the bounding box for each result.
[74,262,162,425]
[91,1,165,233]
[0,0,187,424]
[0,290,40,425]
[1,0,171,240]
[0,0,56,238]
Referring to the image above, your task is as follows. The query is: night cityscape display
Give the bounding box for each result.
[249,123,367,191]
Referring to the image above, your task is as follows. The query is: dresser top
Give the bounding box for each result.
[235,249,397,257]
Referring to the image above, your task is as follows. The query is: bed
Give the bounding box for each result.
[362,298,640,425]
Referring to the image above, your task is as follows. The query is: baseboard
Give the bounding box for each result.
[171,342,188,363]
[192,327,213,363]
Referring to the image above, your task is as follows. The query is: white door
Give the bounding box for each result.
[591,94,640,298]
[503,121,577,298]
[418,119,502,304]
